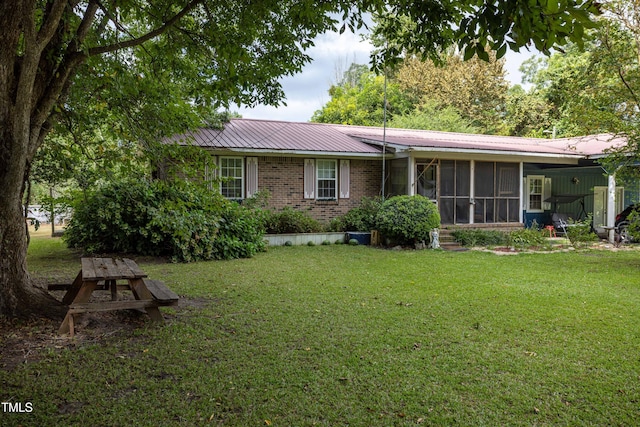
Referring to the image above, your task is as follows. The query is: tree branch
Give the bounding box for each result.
[36,0,68,48]
[88,0,204,56]
[30,2,99,155]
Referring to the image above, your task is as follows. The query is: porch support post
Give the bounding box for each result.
[408,156,415,196]
[519,162,524,224]
[469,160,475,224]
[607,173,617,243]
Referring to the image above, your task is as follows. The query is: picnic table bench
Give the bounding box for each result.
[53,257,178,336]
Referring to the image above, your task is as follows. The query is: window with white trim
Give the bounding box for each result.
[316,159,337,200]
[304,159,349,200]
[220,157,244,199]
[526,175,545,212]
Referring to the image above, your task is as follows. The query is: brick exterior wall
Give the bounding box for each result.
[258,156,382,223]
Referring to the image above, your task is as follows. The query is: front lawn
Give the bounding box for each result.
[2,236,640,426]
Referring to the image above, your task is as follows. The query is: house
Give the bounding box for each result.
[166,118,638,241]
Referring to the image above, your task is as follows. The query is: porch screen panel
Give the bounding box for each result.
[497,163,519,222]
[456,198,469,223]
[456,161,470,196]
[439,160,470,224]
[440,161,455,197]
[417,163,437,200]
[440,199,454,224]
[474,162,495,223]
[475,199,495,223]
[474,162,519,223]
[509,199,520,222]
[389,158,408,197]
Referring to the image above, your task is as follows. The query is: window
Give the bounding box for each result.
[526,175,545,212]
[304,159,348,200]
[316,159,337,200]
[220,157,244,199]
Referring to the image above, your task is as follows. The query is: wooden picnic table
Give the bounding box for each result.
[56,257,178,336]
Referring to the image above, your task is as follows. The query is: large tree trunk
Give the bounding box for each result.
[0,1,72,319]
[0,127,65,319]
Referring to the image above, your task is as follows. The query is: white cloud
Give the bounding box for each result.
[237,29,373,123]
[237,29,537,123]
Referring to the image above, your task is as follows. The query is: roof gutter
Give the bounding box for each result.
[206,147,384,158]
[404,146,586,160]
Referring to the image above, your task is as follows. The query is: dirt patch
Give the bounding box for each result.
[0,296,213,371]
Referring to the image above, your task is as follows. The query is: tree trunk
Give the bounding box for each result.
[0,129,65,319]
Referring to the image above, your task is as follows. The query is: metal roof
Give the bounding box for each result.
[166,119,623,159]
[165,119,382,155]
[331,125,621,157]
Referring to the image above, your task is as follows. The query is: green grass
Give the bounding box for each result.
[2,237,640,426]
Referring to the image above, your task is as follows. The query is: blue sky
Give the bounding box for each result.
[237,28,537,123]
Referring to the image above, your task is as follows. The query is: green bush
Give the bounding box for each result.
[64,179,265,262]
[451,229,508,247]
[507,228,547,250]
[628,210,640,241]
[329,197,383,232]
[565,214,598,248]
[374,195,440,245]
[263,207,324,234]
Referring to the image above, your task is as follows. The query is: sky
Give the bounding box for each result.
[236,27,538,123]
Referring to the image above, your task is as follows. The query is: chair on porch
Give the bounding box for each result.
[551,213,572,236]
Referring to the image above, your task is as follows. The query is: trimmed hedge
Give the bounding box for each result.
[375,195,440,245]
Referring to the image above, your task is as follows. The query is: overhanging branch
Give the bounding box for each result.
[87,0,204,56]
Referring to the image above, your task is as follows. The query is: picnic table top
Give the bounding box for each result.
[81,257,147,281]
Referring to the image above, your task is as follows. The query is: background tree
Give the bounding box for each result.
[311,69,413,125]
[502,85,554,137]
[395,52,510,133]
[0,0,599,318]
[389,99,480,133]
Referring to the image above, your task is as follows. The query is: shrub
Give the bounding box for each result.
[565,214,598,248]
[64,179,265,262]
[507,228,547,250]
[329,197,383,232]
[263,207,324,234]
[374,195,440,245]
[628,210,640,241]
[349,239,359,245]
[451,229,508,247]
